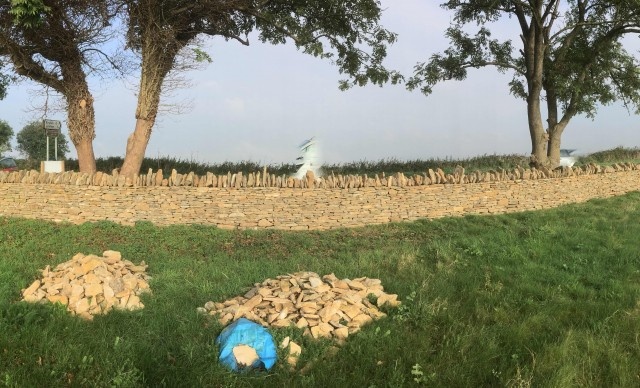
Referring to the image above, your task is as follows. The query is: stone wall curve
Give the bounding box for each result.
[1,164,639,230]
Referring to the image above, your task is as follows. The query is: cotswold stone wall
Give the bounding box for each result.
[1,164,639,230]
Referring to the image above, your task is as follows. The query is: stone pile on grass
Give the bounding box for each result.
[199,271,400,342]
[21,250,150,320]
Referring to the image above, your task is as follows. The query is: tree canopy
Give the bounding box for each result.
[16,120,70,160]
[2,0,401,176]
[0,0,124,173]
[0,119,12,155]
[407,0,640,168]
[0,61,9,99]
[118,0,401,176]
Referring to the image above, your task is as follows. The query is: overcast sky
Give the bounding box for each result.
[1,1,638,165]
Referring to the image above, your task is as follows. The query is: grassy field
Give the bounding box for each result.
[1,192,640,387]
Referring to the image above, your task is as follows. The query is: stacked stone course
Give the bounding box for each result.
[2,162,638,189]
[1,163,639,230]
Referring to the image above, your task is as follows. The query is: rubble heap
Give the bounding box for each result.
[199,271,400,342]
[21,250,151,320]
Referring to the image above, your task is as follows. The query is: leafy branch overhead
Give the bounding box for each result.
[407,26,517,96]
[8,0,51,28]
[126,0,402,88]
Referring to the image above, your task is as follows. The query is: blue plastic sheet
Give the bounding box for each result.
[215,318,277,371]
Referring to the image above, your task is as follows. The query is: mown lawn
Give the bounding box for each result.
[1,192,640,387]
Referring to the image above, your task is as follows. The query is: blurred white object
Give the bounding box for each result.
[294,137,322,179]
[559,149,577,167]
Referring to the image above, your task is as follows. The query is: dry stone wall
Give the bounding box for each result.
[1,163,639,230]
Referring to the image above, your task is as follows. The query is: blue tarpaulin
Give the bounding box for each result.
[215,318,277,371]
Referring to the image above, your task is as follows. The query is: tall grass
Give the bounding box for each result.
[580,146,640,165]
[16,147,640,176]
[62,156,299,176]
[1,192,640,386]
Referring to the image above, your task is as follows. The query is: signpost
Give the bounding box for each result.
[42,119,62,161]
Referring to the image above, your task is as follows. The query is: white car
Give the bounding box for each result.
[559,149,577,167]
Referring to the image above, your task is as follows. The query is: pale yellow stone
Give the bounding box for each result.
[340,304,362,319]
[102,250,122,261]
[272,319,292,328]
[23,293,43,303]
[258,287,273,297]
[122,275,138,291]
[114,289,130,299]
[71,284,85,298]
[334,327,349,340]
[288,341,302,357]
[74,298,90,314]
[232,345,259,368]
[81,258,103,275]
[296,317,309,328]
[350,313,373,326]
[348,280,366,290]
[22,279,41,297]
[84,283,103,297]
[82,273,101,284]
[103,284,115,300]
[333,280,350,290]
[243,295,263,311]
[126,295,141,310]
[378,293,400,307]
[308,277,323,288]
[280,336,290,349]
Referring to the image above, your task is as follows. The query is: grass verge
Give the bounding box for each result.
[1,192,640,386]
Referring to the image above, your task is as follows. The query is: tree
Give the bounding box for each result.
[0,60,10,99]
[118,0,400,177]
[407,1,640,168]
[0,119,12,155]
[16,120,70,161]
[0,0,123,173]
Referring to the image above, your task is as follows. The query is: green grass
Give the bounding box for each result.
[1,192,640,386]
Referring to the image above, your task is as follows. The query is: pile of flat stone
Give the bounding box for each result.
[21,250,151,320]
[199,271,400,342]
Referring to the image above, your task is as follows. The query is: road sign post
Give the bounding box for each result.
[42,119,62,161]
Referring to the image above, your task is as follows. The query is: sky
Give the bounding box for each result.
[1,1,638,165]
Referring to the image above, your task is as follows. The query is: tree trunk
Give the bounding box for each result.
[118,63,165,177]
[65,86,97,173]
[119,34,184,178]
[547,121,568,168]
[525,22,552,167]
[527,95,549,168]
[120,118,154,177]
[74,137,96,172]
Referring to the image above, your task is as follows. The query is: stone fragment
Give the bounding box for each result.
[288,341,302,367]
[232,345,259,368]
[377,293,400,307]
[84,283,103,297]
[22,280,41,297]
[308,276,323,288]
[334,327,349,340]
